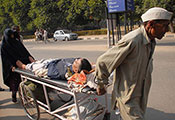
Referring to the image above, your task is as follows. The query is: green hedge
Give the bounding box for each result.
[74,29,107,36]
[23,35,35,39]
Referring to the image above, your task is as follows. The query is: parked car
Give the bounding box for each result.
[53,30,78,41]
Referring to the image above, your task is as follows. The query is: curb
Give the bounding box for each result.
[79,37,108,40]
[24,36,108,42]
[24,39,34,42]
[165,34,175,38]
[23,33,175,42]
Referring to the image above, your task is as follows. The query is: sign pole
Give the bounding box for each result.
[130,12,133,31]
[124,0,127,34]
[106,0,135,46]
[124,13,127,34]
[110,14,115,45]
[116,13,121,42]
[105,3,111,48]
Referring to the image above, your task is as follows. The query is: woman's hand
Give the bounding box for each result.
[16,60,26,69]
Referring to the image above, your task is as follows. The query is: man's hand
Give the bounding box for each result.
[96,84,106,96]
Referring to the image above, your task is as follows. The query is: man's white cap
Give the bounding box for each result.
[141,7,173,22]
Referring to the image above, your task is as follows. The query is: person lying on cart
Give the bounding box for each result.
[14,57,93,103]
[14,57,92,80]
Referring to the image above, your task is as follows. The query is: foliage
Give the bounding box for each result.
[133,0,143,21]
[22,34,35,39]
[74,29,107,36]
[0,0,174,35]
[0,0,13,33]
[28,0,61,32]
[139,0,175,17]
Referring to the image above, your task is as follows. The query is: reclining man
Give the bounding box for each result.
[15,57,92,80]
[14,57,93,103]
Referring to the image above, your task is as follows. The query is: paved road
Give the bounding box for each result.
[0,36,175,120]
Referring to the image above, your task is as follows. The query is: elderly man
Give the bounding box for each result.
[95,7,173,120]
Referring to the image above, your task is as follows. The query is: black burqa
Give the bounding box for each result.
[1,28,33,90]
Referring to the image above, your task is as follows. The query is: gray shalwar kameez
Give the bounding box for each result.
[95,26,156,120]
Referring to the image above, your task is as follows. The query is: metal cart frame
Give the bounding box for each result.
[14,68,109,120]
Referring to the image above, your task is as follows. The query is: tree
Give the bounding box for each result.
[9,0,31,31]
[87,0,106,28]
[28,0,63,32]
[134,0,175,24]
[0,0,174,34]
[0,0,13,33]
[56,0,106,30]
[134,0,143,21]
[142,0,175,14]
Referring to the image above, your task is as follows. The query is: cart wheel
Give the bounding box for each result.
[19,82,40,120]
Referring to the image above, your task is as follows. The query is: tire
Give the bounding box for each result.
[65,37,69,41]
[19,82,40,120]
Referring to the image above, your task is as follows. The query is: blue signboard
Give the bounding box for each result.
[127,0,134,11]
[107,0,125,13]
[107,0,134,13]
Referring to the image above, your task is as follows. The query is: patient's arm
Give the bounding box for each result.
[16,60,26,69]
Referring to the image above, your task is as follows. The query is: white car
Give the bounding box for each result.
[53,30,78,41]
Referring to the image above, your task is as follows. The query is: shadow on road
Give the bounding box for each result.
[0,98,24,110]
[0,98,11,106]
[156,42,175,46]
[146,107,175,120]
[0,116,29,120]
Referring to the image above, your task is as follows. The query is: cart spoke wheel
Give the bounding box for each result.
[19,82,40,120]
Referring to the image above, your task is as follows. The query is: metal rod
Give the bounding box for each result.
[50,103,75,114]
[73,91,82,120]
[43,85,51,111]
[124,12,127,34]
[21,75,74,95]
[110,14,115,45]
[130,12,133,31]
[37,100,49,109]
[105,5,111,48]
[116,14,120,41]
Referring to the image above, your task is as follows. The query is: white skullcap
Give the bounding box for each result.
[141,7,173,22]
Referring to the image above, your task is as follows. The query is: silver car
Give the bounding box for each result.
[53,30,78,41]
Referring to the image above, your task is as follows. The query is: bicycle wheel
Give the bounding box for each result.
[19,82,40,120]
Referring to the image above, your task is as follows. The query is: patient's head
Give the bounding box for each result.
[72,58,92,73]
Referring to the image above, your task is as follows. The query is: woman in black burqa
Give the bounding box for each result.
[1,28,35,102]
